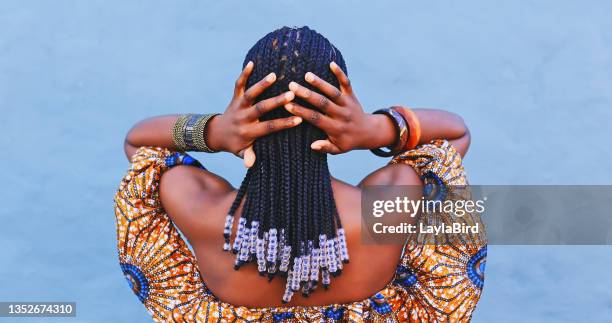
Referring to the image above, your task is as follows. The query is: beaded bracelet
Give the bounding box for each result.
[370,108,409,157]
[172,113,220,152]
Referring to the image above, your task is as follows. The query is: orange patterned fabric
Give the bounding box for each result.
[113,140,486,322]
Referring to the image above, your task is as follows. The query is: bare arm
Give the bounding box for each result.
[124,115,180,160]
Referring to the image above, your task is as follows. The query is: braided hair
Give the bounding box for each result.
[220,26,349,303]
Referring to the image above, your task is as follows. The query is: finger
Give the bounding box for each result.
[330,62,352,95]
[249,116,302,138]
[234,61,254,97]
[238,145,256,168]
[243,72,276,104]
[248,91,295,119]
[304,72,343,104]
[311,139,342,154]
[288,81,342,116]
[285,102,338,133]
[243,146,256,168]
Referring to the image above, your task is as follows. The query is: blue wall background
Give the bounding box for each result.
[1,1,611,322]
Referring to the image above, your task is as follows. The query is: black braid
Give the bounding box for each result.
[226,26,349,302]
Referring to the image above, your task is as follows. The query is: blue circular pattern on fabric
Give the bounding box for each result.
[273,312,295,322]
[467,246,486,289]
[324,306,345,320]
[421,171,447,201]
[120,263,150,303]
[394,265,418,288]
[370,293,392,315]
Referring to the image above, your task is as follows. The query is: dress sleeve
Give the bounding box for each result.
[388,140,487,322]
[113,147,207,322]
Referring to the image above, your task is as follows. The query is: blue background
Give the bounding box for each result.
[1,1,611,322]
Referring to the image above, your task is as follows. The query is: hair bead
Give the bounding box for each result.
[232,218,247,253]
[222,215,234,251]
[279,245,292,273]
[326,238,338,274]
[310,248,320,283]
[249,221,259,256]
[337,228,350,263]
[291,260,301,292]
[282,271,295,304]
[322,269,331,289]
[256,236,266,275]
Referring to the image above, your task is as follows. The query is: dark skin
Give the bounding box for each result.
[124,62,470,307]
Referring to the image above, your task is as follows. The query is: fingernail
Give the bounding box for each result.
[293,117,302,125]
[289,81,298,91]
[247,61,254,68]
[311,143,320,150]
[285,103,293,111]
[305,72,315,82]
[285,91,294,100]
[266,72,276,82]
[330,62,337,70]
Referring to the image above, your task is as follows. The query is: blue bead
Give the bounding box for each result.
[182,155,195,165]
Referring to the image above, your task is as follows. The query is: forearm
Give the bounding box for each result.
[414,108,470,156]
[124,115,181,160]
[367,108,470,156]
[359,108,469,187]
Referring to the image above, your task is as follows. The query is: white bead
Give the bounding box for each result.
[319,235,328,269]
[291,259,301,291]
[322,269,331,286]
[282,271,294,303]
[327,239,338,273]
[249,221,259,255]
[301,254,310,282]
[266,229,278,263]
[223,215,233,235]
[232,218,246,251]
[310,248,320,282]
[279,246,291,272]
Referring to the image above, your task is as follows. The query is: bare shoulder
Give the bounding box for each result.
[330,164,423,217]
[159,166,234,238]
[358,163,423,187]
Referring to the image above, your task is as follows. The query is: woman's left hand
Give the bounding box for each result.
[284,62,395,154]
[207,61,303,167]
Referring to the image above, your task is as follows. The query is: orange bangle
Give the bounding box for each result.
[391,106,421,150]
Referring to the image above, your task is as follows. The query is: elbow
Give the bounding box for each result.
[123,126,139,161]
[452,127,470,157]
[448,113,470,157]
[450,112,469,138]
[124,124,138,147]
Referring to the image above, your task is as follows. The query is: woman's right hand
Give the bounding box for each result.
[207,61,303,167]
[285,62,396,154]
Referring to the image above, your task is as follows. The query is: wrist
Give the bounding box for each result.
[205,114,225,152]
[363,114,396,150]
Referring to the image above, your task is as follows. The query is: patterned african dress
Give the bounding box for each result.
[113,139,486,322]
